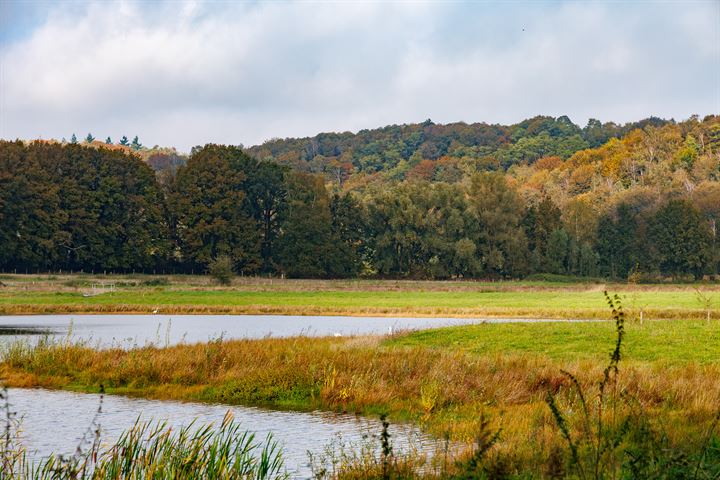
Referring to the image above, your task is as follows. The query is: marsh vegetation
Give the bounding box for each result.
[1,294,718,477]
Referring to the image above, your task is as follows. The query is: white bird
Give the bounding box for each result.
[152,308,159,314]
[333,332,342,337]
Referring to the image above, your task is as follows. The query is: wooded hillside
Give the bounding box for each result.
[1,114,718,279]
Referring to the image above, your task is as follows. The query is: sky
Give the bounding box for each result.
[1,0,718,152]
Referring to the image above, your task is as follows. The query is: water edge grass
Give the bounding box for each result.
[0,388,288,479]
[1,318,719,474]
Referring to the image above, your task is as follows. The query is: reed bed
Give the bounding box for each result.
[1,286,719,476]
[0,396,287,480]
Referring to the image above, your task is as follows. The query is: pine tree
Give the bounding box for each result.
[85,133,95,143]
[596,204,639,279]
[277,172,348,278]
[119,136,129,146]
[70,133,78,144]
[649,199,712,279]
[131,136,142,150]
[105,137,112,144]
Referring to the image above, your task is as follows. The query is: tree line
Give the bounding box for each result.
[1,129,718,279]
[247,115,669,180]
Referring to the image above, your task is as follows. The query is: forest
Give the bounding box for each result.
[1,114,718,280]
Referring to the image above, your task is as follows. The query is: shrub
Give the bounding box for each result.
[208,255,235,285]
[141,277,170,287]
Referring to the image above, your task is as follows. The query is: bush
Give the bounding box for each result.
[208,256,235,285]
[141,277,170,287]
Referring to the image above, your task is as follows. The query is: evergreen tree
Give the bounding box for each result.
[85,133,95,143]
[596,204,639,279]
[648,199,712,279]
[277,173,353,278]
[131,136,142,150]
[119,136,129,146]
[105,137,112,144]
[70,133,77,144]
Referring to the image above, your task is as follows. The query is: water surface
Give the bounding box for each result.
[7,388,432,478]
[0,314,574,348]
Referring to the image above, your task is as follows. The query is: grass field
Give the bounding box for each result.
[1,280,719,475]
[1,274,719,319]
[388,319,720,363]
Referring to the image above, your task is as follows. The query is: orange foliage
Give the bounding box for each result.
[534,156,563,171]
[569,164,596,194]
[406,159,436,181]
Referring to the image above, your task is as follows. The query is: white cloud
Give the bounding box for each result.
[1,0,718,151]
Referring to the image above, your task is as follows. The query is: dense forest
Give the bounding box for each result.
[1,114,718,280]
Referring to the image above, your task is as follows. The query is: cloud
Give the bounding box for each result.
[1,0,718,151]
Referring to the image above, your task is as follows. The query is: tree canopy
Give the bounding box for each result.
[2,114,718,279]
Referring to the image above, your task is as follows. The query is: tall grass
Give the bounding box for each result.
[0,388,287,480]
[544,293,720,479]
[312,293,720,478]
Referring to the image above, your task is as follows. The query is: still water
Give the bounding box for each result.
[7,387,433,478]
[0,314,566,348]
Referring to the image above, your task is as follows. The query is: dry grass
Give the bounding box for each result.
[3,273,720,293]
[2,303,718,322]
[1,334,718,470]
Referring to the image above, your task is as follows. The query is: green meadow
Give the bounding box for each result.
[387,319,720,363]
[0,274,718,318]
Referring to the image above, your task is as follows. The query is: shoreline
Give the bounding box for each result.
[0,303,713,320]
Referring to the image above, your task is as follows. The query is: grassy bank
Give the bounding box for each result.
[1,274,719,318]
[2,318,719,473]
[388,319,720,363]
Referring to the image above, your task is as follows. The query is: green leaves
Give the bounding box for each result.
[0,141,168,272]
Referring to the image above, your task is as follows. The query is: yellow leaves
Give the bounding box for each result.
[621,129,645,148]
[569,164,596,194]
[565,148,603,169]
[419,381,442,415]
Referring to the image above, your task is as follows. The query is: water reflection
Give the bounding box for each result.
[0,326,56,336]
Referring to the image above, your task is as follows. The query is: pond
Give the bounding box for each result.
[6,387,433,478]
[0,314,572,348]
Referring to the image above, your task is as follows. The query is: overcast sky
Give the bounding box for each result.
[1,0,718,152]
